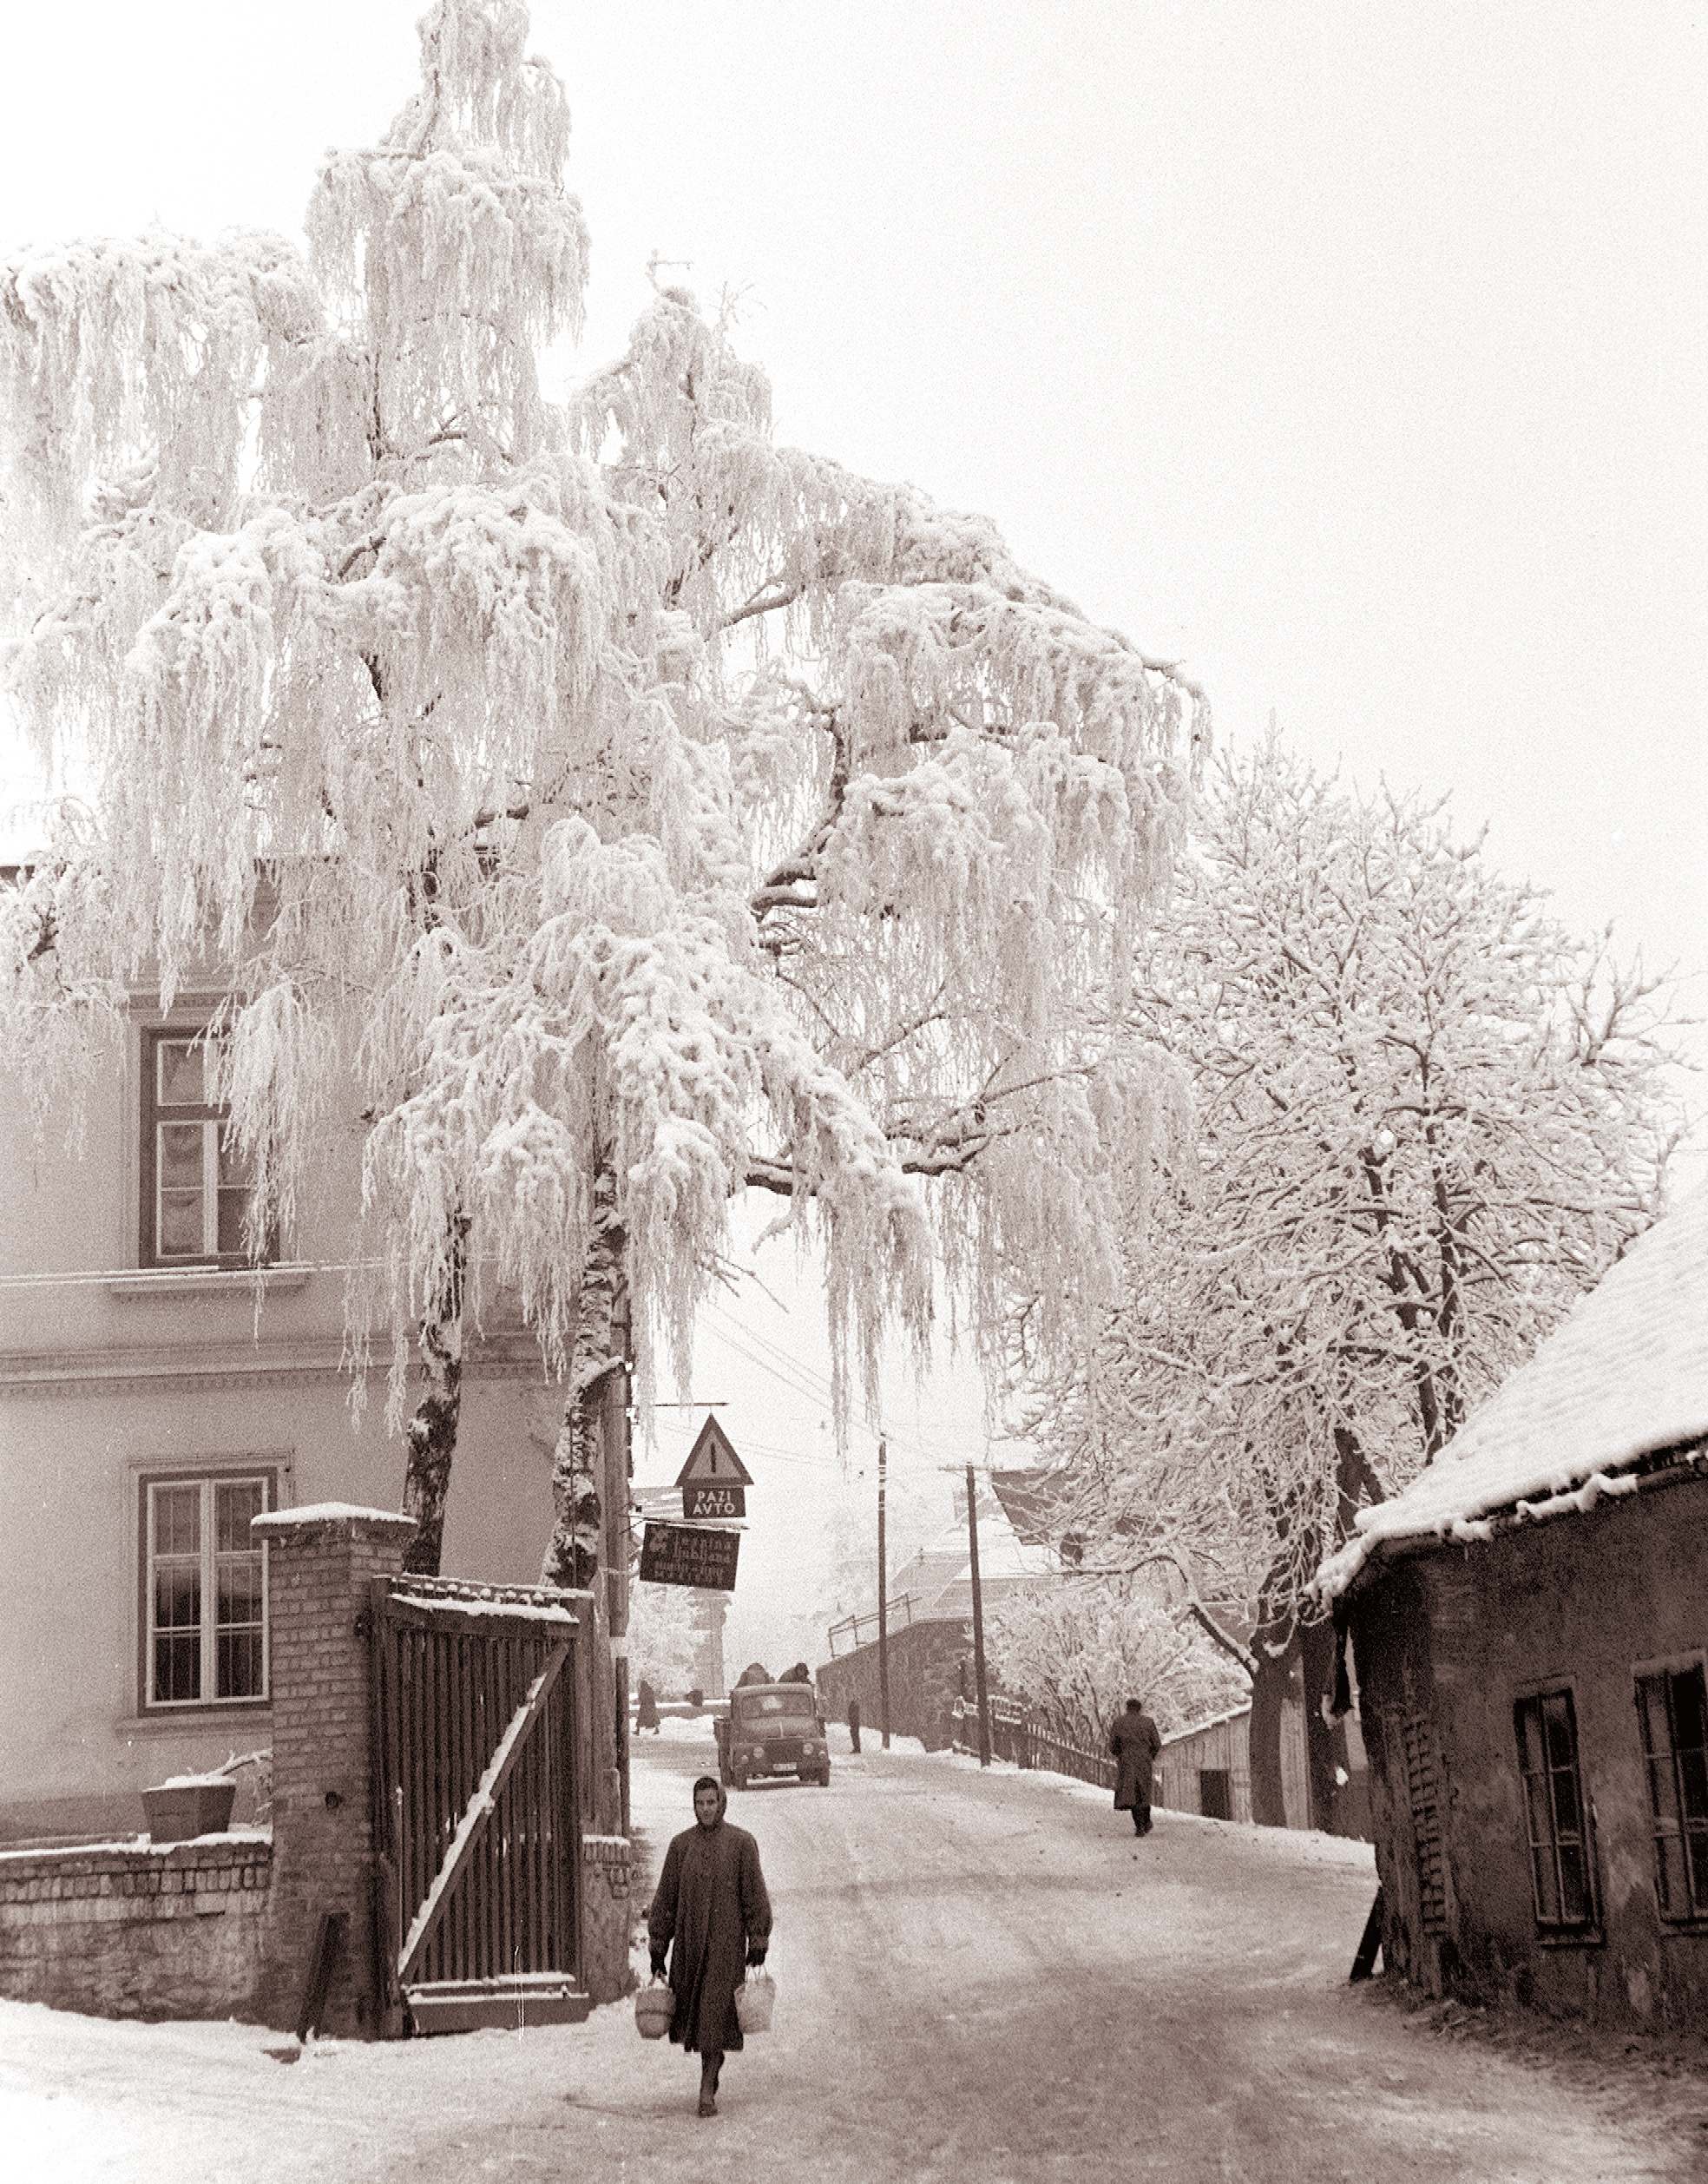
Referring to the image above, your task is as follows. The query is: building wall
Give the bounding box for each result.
[1350,1472,1708,2029]
[0,1014,565,1845]
[815,1618,974,1751]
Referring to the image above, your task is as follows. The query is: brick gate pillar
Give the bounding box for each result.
[252,1503,415,2037]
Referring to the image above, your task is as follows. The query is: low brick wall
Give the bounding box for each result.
[816,1618,974,1750]
[581,1833,634,2006]
[0,1834,273,2021]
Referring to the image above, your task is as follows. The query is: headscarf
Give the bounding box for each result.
[692,1773,727,1827]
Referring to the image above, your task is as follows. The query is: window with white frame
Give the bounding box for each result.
[142,1472,273,1707]
[139,1029,274,1267]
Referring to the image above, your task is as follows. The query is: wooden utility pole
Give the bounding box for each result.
[877,1436,891,1749]
[966,1463,992,1767]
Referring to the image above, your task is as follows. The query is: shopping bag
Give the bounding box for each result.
[734,1967,776,2035]
[634,1976,675,2039]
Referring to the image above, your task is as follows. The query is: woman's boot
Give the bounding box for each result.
[699,2050,723,2116]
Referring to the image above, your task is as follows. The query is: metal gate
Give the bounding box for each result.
[369,1573,592,2033]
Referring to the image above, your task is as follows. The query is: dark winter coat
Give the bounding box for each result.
[636,1681,660,1732]
[1110,1708,1161,1810]
[647,1784,772,2055]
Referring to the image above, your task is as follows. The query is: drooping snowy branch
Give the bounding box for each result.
[0,0,1206,1529]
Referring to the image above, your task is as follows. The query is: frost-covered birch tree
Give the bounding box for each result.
[1015,738,1681,1825]
[0,0,1205,1578]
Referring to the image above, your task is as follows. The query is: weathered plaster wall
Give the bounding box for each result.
[0,1023,561,1845]
[1352,1472,1708,2029]
[581,1833,634,2005]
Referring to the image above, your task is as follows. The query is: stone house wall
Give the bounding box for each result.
[1350,1469,1708,2029]
[815,1618,974,1750]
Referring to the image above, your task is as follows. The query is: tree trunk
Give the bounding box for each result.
[1246,1617,1297,1829]
[541,1156,627,1591]
[400,1210,470,1578]
[1300,1613,1352,1832]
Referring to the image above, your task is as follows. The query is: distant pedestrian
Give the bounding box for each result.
[636,1679,660,1734]
[648,1774,773,2117]
[1110,1697,1161,1837]
[847,1696,862,1753]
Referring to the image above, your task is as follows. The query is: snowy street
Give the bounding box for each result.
[4,1726,1705,2181]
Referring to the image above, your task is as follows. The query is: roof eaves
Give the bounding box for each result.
[1322,1436,1708,1604]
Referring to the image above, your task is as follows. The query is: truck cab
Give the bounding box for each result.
[715,1683,831,1789]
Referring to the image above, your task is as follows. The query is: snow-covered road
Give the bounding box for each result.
[3,1724,1703,2181]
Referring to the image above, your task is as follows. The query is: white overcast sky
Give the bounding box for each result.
[2,3,1704,1616]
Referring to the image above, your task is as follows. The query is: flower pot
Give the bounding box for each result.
[141,1779,237,1842]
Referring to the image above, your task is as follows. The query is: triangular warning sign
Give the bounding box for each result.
[674,1414,754,1488]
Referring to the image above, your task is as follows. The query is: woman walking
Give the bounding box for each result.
[1110,1696,1162,1836]
[648,1774,772,2116]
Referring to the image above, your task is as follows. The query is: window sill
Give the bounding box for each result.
[117,1704,273,1735]
[108,1266,312,1299]
[1536,1928,1604,1950]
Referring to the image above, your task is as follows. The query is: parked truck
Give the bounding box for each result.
[714,1681,831,1789]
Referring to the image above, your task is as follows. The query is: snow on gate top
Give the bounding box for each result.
[1314,1184,1708,1601]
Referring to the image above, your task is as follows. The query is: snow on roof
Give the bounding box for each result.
[1315,1187,1708,1600]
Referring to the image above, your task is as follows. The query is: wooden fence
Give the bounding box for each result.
[950,1697,1118,1790]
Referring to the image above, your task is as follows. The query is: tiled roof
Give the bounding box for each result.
[1314,1186,1708,1600]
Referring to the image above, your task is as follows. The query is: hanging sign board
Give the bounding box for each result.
[684,1483,746,1521]
[640,1522,740,1591]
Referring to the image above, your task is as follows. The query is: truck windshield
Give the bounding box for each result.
[735,1693,816,1723]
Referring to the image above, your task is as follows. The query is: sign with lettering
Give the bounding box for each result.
[684,1483,746,1522]
[640,1522,740,1591]
[673,1416,755,1490]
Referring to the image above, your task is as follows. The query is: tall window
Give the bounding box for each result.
[144,1474,272,1707]
[1514,1689,1596,1931]
[139,1030,272,1266]
[1635,1665,1708,1921]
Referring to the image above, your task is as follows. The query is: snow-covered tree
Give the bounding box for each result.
[1015,738,1682,1825]
[625,1581,700,1700]
[0,0,1205,1584]
[984,1576,1247,1748]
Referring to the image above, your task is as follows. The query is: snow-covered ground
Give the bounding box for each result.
[3,1721,1705,2181]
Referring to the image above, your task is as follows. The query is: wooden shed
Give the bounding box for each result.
[1153,1700,1313,1828]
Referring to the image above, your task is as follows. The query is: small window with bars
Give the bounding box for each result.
[1635,1664,1708,1922]
[139,1030,273,1267]
[1514,1688,1597,1932]
[144,1474,272,1707]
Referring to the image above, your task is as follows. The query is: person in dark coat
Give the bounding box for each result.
[846,1695,862,1753]
[636,1679,660,1734]
[1110,1696,1162,1836]
[648,1774,773,2116]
